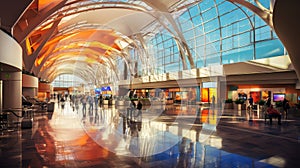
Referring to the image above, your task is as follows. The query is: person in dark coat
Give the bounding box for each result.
[266,96,271,107]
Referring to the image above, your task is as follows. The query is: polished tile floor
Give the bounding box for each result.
[1,100,300,168]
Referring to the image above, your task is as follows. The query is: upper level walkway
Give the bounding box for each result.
[0,99,299,168]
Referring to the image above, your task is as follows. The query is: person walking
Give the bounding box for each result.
[81,95,87,117]
[94,95,99,111]
[266,96,271,107]
[211,95,215,108]
[99,94,103,107]
[87,94,94,114]
[60,95,65,109]
[248,95,253,107]
[282,98,290,119]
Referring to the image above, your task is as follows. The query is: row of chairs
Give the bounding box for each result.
[0,108,33,131]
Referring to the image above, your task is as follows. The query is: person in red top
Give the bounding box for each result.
[266,105,281,125]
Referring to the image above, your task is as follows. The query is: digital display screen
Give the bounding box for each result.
[273,93,285,102]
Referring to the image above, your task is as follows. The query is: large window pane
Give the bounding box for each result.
[189,5,200,18]
[200,0,215,11]
[204,18,219,32]
[202,7,217,21]
[222,37,233,51]
[191,15,202,26]
[206,53,220,66]
[255,26,271,41]
[255,39,284,59]
[206,29,220,42]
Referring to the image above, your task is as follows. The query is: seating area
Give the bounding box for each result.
[23,96,48,111]
[264,113,282,125]
[0,112,8,130]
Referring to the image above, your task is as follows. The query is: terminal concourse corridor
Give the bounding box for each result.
[0,99,300,168]
[1,0,300,168]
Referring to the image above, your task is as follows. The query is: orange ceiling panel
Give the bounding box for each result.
[58,30,117,45]
[35,29,122,67]
[38,0,62,11]
[40,51,105,72]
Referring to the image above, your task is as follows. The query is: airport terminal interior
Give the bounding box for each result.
[0,0,300,167]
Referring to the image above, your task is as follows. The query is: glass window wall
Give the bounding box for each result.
[145,0,284,74]
[52,74,85,88]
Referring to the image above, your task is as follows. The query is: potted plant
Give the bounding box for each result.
[258,100,266,106]
[256,99,266,113]
[234,99,245,110]
[224,99,233,109]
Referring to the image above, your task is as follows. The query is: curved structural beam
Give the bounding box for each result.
[13,0,68,43]
[31,27,125,78]
[227,0,273,29]
[0,0,33,34]
[32,2,193,70]
[23,17,62,73]
[143,0,195,69]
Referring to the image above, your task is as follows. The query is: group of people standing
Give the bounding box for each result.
[56,93,107,116]
[75,94,106,116]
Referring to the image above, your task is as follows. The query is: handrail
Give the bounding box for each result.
[2,108,24,118]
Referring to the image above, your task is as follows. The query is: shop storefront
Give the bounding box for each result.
[227,85,299,105]
[201,82,217,105]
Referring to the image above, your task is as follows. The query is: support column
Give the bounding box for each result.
[0,80,2,113]
[217,76,226,108]
[0,30,23,124]
[2,71,22,123]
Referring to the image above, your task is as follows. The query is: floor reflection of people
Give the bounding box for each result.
[177,137,194,168]
[185,142,194,168]
[98,108,106,124]
[94,109,99,125]
[128,119,140,156]
[177,137,187,168]
[89,114,94,124]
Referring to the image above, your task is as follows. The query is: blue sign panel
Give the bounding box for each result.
[101,86,111,91]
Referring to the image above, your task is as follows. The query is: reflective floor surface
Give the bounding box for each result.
[1,100,300,168]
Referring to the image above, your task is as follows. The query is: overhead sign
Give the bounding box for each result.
[101,86,111,91]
